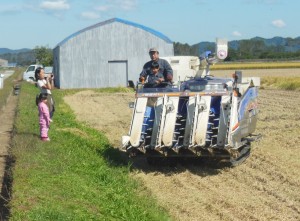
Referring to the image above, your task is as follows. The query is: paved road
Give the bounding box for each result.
[0,70,15,80]
[0,70,15,89]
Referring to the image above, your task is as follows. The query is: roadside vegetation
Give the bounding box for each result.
[9,83,170,220]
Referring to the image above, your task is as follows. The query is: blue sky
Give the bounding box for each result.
[0,0,299,49]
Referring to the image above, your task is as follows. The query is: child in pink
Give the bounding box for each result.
[38,93,52,141]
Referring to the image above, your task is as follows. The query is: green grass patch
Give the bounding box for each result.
[261,76,300,90]
[9,83,170,221]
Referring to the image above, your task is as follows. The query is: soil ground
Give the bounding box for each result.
[65,69,300,221]
[0,93,16,174]
[0,93,17,219]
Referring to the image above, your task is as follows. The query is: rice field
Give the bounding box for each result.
[65,68,300,221]
[212,61,300,70]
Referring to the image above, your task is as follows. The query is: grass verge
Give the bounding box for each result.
[9,82,170,221]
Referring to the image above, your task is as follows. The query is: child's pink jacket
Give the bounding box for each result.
[38,102,50,138]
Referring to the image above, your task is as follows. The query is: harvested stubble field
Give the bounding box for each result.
[64,68,300,221]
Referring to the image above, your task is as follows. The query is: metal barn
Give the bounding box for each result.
[53,18,174,89]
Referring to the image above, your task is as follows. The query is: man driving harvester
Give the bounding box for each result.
[139,47,173,86]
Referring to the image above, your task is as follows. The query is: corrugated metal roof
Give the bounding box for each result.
[55,17,173,48]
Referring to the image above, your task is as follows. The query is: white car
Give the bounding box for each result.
[22,64,43,81]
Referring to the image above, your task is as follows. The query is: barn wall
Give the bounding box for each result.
[53,18,174,89]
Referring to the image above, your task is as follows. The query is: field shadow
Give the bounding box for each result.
[15,132,40,140]
[0,155,15,221]
[130,157,230,177]
[100,146,231,177]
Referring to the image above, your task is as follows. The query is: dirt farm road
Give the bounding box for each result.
[0,93,17,219]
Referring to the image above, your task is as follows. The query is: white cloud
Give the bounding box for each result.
[94,0,137,12]
[95,5,112,12]
[40,0,70,11]
[232,31,242,37]
[119,0,137,10]
[271,19,286,28]
[80,0,137,22]
[81,11,100,20]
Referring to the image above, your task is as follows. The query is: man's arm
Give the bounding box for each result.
[161,59,173,81]
[139,61,151,82]
[139,68,147,78]
[139,68,148,83]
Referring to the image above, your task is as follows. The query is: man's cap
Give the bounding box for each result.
[149,47,159,53]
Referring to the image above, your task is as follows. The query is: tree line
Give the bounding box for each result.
[1,37,300,66]
[174,38,300,61]
[0,46,53,66]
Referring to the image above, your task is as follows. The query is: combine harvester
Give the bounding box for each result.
[122,39,261,166]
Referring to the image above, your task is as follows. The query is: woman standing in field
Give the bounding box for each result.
[38,93,52,141]
[35,67,55,118]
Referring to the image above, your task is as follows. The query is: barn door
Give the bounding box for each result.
[108,60,128,87]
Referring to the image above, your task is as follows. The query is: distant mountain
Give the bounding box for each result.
[0,48,31,55]
[193,36,300,53]
[0,48,35,66]
[197,41,215,54]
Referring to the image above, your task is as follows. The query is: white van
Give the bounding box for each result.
[22,64,43,81]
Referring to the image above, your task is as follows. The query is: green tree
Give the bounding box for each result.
[34,46,53,66]
[174,42,192,55]
[225,48,238,61]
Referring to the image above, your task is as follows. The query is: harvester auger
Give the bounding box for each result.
[122,39,261,166]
